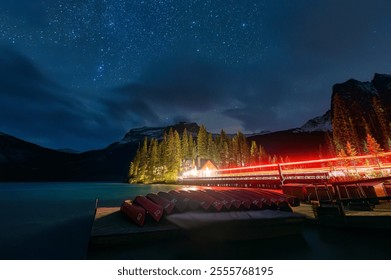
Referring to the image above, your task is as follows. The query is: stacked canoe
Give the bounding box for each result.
[121,188,300,226]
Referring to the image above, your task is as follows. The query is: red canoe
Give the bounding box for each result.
[191,190,224,211]
[261,189,300,206]
[121,200,146,226]
[172,190,200,210]
[245,189,291,210]
[240,189,274,208]
[180,190,211,211]
[146,193,175,214]
[221,190,252,209]
[249,189,286,204]
[228,189,263,209]
[204,190,241,210]
[134,195,163,222]
[158,191,187,212]
[238,189,277,208]
[202,190,232,210]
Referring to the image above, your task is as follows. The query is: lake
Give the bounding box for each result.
[1,182,391,260]
[0,182,178,259]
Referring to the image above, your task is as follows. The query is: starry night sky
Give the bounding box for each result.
[1,0,391,150]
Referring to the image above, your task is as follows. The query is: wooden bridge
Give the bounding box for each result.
[179,153,391,205]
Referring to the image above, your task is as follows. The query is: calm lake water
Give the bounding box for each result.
[1,182,391,260]
[0,182,178,259]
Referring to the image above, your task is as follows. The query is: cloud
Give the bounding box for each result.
[0,46,121,150]
[102,88,161,125]
[110,57,307,133]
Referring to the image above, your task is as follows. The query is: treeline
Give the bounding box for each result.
[331,94,390,158]
[128,125,270,184]
[332,94,391,153]
[332,133,386,170]
[128,124,390,184]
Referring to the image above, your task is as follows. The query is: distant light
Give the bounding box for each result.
[181,186,199,191]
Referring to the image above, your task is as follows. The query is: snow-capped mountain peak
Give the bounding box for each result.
[119,126,165,144]
[297,110,332,132]
[119,122,201,144]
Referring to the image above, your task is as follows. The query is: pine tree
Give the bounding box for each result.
[332,95,351,151]
[160,131,169,176]
[258,144,268,163]
[366,133,384,172]
[239,131,250,166]
[347,117,361,153]
[232,131,249,166]
[188,133,196,160]
[325,132,336,157]
[337,148,349,174]
[128,148,141,182]
[366,133,383,156]
[221,141,229,167]
[337,148,347,157]
[346,141,358,177]
[207,133,217,162]
[372,96,390,148]
[173,130,182,173]
[346,141,357,157]
[197,125,208,159]
[217,130,229,167]
[181,128,189,159]
[147,139,159,182]
[250,141,259,165]
[129,138,150,183]
[163,129,176,182]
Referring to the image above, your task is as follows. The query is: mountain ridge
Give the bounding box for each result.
[1,72,390,181]
[0,120,328,181]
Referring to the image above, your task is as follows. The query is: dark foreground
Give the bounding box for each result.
[87,205,391,260]
[88,224,391,260]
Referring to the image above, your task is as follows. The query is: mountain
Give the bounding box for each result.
[0,122,201,182]
[119,122,200,144]
[1,73,390,181]
[298,110,332,132]
[331,73,391,150]
[245,111,332,159]
[56,148,80,154]
[0,132,73,181]
[0,121,328,181]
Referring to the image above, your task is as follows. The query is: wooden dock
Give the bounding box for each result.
[89,206,306,249]
[89,207,184,248]
[89,198,391,253]
[293,200,391,228]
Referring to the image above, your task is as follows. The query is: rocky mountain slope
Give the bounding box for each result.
[331,73,391,150]
[298,110,331,132]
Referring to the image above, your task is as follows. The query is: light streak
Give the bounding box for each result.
[217,152,391,173]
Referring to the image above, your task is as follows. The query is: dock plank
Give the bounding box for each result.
[89,207,183,248]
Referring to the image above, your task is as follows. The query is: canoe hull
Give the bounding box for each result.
[135,196,164,222]
[121,200,146,226]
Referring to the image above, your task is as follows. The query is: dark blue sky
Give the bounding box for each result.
[1,0,391,151]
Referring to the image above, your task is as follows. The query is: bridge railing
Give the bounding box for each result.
[180,152,391,186]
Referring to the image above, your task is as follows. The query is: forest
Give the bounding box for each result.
[128,125,270,183]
